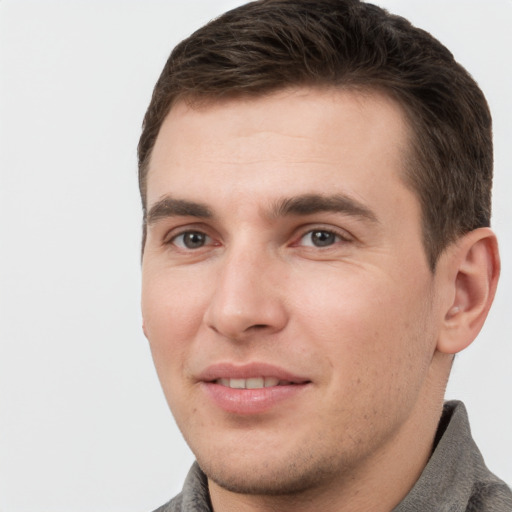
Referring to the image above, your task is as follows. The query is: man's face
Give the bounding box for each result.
[141,88,445,495]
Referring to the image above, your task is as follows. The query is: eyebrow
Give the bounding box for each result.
[270,193,378,223]
[146,193,378,226]
[146,197,213,225]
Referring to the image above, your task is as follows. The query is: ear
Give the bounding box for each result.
[437,228,500,355]
[142,319,148,338]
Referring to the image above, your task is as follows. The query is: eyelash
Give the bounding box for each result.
[165,225,352,252]
[294,227,352,248]
[166,229,215,250]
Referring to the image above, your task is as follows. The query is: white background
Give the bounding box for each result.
[0,1,511,511]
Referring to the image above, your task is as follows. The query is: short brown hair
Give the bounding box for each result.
[138,0,493,269]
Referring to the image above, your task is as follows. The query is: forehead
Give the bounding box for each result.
[147,87,415,217]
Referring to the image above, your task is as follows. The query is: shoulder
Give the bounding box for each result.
[466,480,512,511]
[394,401,512,511]
[150,463,212,512]
[151,493,183,512]
[442,401,512,511]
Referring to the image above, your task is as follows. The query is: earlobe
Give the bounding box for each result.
[437,228,500,355]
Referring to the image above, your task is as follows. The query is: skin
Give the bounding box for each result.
[141,88,499,512]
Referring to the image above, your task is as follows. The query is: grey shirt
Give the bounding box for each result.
[154,401,512,511]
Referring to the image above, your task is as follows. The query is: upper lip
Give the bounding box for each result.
[197,362,310,383]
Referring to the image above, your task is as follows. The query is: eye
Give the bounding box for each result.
[299,229,345,248]
[171,230,211,250]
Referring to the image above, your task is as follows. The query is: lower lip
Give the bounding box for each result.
[201,382,309,415]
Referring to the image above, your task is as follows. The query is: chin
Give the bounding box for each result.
[196,449,343,497]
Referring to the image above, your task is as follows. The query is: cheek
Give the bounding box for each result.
[293,267,397,343]
[292,266,434,387]
[141,271,211,423]
[141,268,210,373]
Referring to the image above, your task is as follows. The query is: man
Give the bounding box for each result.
[138,0,512,510]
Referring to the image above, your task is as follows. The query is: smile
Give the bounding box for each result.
[198,364,311,414]
[216,377,294,389]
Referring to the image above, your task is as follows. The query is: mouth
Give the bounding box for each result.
[198,363,311,414]
[199,362,310,388]
[214,377,301,389]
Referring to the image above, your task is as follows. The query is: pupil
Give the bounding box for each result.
[312,231,334,247]
[184,232,205,249]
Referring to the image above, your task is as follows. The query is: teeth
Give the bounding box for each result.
[230,378,246,389]
[246,377,264,389]
[216,377,282,389]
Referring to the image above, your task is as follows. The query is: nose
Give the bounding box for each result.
[203,244,288,341]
